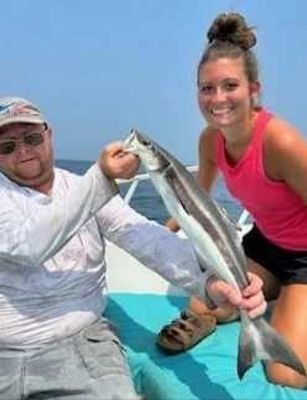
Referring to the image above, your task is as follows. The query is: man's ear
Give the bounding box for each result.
[47,127,53,138]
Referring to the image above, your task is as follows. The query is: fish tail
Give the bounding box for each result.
[237,314,306,380]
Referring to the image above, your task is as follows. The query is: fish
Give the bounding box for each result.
[124,128,306,380]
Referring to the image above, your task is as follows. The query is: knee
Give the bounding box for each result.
[214,305,238,324]
[266,362,307,389]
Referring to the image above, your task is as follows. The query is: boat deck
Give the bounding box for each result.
[103,172,305,400]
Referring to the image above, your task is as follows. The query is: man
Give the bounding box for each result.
[0,97,265,399]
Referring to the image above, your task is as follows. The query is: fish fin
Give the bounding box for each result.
[216,202,238,227]
[213,201,248,266]
[238,314,306,380]
[215,202,242,239]
[194,251,217,273]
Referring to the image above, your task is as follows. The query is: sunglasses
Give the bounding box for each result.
[0,129,47,155]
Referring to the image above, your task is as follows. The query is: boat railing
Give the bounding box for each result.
[115,165,251,230]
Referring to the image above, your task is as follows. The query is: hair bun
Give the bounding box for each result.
[207,12,256,51]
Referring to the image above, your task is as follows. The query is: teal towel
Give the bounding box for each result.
[105,293,306,400]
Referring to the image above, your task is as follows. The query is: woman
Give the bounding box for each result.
[158,12,307,389]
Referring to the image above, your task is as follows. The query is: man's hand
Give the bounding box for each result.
[100,141,140,180]
[206,272,267,319]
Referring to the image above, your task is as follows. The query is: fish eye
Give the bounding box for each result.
[139,137,151,146]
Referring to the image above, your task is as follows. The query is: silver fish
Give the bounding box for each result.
[124,128,306,380]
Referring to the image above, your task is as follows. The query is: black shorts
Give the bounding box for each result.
[242,225,307,285]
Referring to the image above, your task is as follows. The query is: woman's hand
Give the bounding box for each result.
[206,272,267,319]
[100,141,140,180]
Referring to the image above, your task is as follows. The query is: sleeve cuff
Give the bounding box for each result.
[89,163,119,211]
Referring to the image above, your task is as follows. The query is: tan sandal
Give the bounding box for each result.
[156,310,217,354]
[214,305,239,324]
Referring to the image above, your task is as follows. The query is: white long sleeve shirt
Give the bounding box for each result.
[0,166,208,347]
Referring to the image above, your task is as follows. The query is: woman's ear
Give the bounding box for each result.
[250,81,261,108]
[250,81,261,95]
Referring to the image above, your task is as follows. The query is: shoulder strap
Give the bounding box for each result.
[252,109,273,147]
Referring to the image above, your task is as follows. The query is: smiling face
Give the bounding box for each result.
[197,57,260,132]
[0,122,55,193]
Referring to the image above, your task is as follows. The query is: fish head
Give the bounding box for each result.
[124,129,167,172]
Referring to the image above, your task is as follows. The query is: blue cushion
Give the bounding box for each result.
[105,293,306,400]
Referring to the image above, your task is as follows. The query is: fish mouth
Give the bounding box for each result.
[123,128,137,153]
[123,128,154,155]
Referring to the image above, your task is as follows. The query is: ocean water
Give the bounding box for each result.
[55,159,245,225]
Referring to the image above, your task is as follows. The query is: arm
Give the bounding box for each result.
[264,117,307,204]
[97,195,210,301]
[165,127,219,232]
[198,126,220,190]
[0,164,117,266]
[206,272,267,318]
[98,196,266,318]
[0,142,139,266]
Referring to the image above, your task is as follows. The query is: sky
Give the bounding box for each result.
[0,0,307,163]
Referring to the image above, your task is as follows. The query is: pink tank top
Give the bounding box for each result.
[216,108,307,250]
